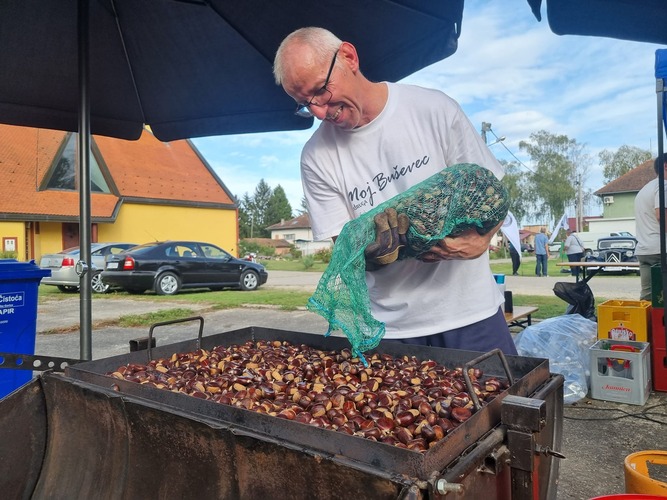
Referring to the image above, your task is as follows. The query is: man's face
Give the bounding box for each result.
[280,43,369,130]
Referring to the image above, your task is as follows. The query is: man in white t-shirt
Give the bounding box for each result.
[635,153,667,301]
[273,27,516,355]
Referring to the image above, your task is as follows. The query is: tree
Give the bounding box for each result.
[251,179,273,237]
[266,185,293,228]
[599,145,652,183]
[296,196,309,215]
[238,193,255,239]
[518,130,586,225]
[499,159,529,224]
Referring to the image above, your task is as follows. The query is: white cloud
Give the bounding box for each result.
[193,0,664,220]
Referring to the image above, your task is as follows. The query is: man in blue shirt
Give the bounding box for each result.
[534,227,550,277]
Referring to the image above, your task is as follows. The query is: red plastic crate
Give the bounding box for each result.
[650,308,667,392]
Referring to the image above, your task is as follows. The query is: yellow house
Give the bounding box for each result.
[0,124,238,261]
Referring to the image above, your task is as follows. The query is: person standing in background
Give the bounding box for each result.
[634,153,667,301]
[534,227,549,277]
[564,229,585,279]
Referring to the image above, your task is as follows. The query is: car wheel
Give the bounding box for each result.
[91,272,110,294]
[155,272,181,295]
[57,285,79,293]
[240,270,259,291]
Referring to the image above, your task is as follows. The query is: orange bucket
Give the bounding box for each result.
[590,495,667,499]
[624,450,667,496]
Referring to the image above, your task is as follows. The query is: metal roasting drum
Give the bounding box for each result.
[0,324,564,499]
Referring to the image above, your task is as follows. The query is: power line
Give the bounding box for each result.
[487,127,536,173]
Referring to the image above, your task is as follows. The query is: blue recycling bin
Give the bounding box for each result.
[0,259,50,398]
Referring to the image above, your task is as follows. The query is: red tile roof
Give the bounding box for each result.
[595,159,656,195]
[266,213,311,230]
[0,124,234,221]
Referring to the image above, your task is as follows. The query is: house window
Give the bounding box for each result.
[283,233,295,241]
[45,133,111,193]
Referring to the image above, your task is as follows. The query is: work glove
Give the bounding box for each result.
[364,208,410,271]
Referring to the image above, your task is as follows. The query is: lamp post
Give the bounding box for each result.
[488,136,506,147]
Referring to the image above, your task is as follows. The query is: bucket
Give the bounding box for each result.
[624,450,667,496]
[590,496,667,499]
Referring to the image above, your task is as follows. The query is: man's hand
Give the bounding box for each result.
[419,220,503,263]
[364,208,410,270]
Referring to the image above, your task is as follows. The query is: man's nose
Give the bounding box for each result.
[309,105,328,120]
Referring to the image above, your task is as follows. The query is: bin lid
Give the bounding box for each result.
[0,259,51,280]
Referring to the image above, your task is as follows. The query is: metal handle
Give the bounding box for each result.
[463,348,515,411]
[147,316,205,361]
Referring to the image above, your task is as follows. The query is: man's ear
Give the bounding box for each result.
[339,41,360,73]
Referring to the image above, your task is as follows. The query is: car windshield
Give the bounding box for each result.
[598,239,636,250]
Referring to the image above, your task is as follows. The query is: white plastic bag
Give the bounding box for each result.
[514,314,598,404]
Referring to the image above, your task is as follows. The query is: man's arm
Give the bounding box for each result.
[418,220,503,262]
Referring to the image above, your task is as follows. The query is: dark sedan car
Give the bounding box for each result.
[101,241,268,295]
[584,236,640,275]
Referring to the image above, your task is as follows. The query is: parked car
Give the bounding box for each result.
[548,241,563,253]
[584,236,640,275]
[101,241,268,295]
[520,243,534,253]
[40,242,138,293]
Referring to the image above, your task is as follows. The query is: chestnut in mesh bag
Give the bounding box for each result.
[307,163,509,361]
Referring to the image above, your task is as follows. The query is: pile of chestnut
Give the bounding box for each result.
[109,340,508,452]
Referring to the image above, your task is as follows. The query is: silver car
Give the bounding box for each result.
[40,242,137,293]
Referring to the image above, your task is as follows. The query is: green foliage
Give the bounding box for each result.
[315,248,332,263]
[266,185,293,227]
[599,145,652,183]
[0,251,18,259]
[500,159,528,224]
[518,130,587,225]
[302,255,315,270]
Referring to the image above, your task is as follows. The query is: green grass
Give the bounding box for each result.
[38,258,609,326]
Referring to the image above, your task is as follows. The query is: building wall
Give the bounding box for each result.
[0,221,27,259]
[17,203,238,262]
[100,203,239,255]
[601,193,635,219]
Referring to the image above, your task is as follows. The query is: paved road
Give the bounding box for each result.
[26,270,667,498]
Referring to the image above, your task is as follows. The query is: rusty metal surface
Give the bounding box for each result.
[0,378,48,500]
[65,326,552,481]
[33,373,407,499]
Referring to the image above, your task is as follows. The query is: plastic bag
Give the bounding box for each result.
[514,314,598,404]
[553,281,596,320]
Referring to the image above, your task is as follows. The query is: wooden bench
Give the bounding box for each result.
[505,305,538,330]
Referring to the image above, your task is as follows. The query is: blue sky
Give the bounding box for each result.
[192,1,664,223]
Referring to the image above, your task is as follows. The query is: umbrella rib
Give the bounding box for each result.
[108,0,147,126]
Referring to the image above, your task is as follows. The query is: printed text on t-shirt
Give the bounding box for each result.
[348,155,430,211]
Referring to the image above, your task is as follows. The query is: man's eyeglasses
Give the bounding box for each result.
[295,49,338,118]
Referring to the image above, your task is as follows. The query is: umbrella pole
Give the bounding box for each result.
[78,0,92,361]
[657,64,667,354]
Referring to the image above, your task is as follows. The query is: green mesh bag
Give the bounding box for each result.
[307,163,509,362]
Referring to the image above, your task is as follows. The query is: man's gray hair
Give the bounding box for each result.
[273,27,343,85]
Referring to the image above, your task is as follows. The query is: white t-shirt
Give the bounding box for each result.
[301,83,505,339]
[635,177,666,255]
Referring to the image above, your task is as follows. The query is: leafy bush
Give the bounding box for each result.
[0,251,18,259]
[315,248,332,263]
[302,256,315,270]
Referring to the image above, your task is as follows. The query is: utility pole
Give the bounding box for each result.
[481,122,492,144]
[575,175,583,232]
